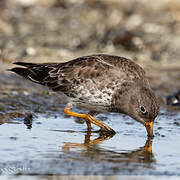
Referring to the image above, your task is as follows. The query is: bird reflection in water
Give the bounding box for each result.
[62,131,155,165]
[63,131,115,150]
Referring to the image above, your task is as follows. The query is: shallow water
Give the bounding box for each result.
[0,102,180,175]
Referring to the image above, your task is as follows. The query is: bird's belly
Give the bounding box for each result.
[76,100,110,112]
[71,85,113,112]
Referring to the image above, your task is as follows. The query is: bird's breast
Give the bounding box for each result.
[67,79,119,112]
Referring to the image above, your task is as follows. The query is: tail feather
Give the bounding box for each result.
[10,67,32,78]
[13,62,40,67]
[9,62,58,85]
[10,67,45,84]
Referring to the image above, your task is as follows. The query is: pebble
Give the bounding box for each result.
[167,91,180,106]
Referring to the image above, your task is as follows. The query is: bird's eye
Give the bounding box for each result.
[140,106,148,115]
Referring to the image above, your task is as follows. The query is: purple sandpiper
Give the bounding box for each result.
[10,54,160,136]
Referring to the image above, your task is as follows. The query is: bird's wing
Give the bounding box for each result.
[57,54,146,78]
[94,54,147,83]
[10,54,148,95]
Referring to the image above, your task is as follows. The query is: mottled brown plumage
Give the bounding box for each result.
[10,54,160,136]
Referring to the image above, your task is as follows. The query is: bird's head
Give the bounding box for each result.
[113,84,160,137]
[128,85,160,137]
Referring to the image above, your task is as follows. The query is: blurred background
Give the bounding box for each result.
[1,0,180,94]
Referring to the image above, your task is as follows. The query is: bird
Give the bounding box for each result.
[9,54,160,137]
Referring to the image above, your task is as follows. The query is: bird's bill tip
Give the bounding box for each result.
[145,121,154,137]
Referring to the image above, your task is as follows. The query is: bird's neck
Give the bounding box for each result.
[110,83,134,114]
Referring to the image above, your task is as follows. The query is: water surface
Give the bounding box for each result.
[0,105,180,175]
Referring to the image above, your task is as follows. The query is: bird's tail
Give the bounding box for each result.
[9,62,58,85]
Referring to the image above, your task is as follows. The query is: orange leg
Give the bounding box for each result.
[86,120,92,131]
[64,104,115,133]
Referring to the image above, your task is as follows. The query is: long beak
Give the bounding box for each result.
[145,121,154,137]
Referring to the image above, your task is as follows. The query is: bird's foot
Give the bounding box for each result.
[99,128,116,136]
[64,105,115,133]
[85,114,115,133]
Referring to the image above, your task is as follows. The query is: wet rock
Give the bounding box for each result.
[173,121,180,126]
[167,91,180,106]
